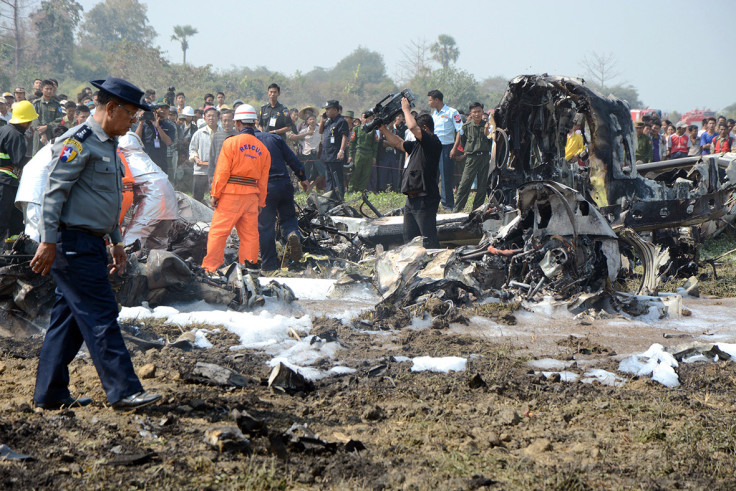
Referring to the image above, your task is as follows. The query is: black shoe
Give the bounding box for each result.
[112,391,161,411]
[35,396,93,410]
[287,232,303,261]
[244,260,261,275]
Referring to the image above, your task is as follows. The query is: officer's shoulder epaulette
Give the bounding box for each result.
[71,124,93,143]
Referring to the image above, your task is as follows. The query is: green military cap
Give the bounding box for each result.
[343,110,354,118]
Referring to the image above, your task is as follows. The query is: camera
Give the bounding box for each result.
[141,111,155,121]
[362,89,415,132]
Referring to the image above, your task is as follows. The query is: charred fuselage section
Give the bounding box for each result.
[490,75,736,283]
[491,74,735,231]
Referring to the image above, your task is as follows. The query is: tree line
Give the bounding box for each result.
[2,0,654,116]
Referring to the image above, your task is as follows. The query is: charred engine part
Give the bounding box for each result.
[483,181,620,298]
[224,262,264,310]
[617,229,670,296]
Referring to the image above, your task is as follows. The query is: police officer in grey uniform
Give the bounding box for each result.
[30,77,161,411]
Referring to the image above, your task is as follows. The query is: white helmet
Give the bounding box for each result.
[181,105,195,117]
[234,104,257,123]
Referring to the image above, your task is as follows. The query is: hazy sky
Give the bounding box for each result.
[76,0,735,113]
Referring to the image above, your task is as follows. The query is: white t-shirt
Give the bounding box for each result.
[298,126,321,154]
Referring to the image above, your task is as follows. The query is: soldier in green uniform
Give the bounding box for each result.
[450,103,491,212]
[348,111,379,192]
[31,79,62,156]
[635,120,653,163]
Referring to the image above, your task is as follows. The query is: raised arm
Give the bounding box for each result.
[403,97,422,141]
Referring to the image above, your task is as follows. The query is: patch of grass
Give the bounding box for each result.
[236,457,288,491]
[473,301,521,325]
[636,423,667,443]
[701,228,736,261]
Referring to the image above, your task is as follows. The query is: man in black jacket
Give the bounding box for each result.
[378,98,442,248]
[0,100,38,242]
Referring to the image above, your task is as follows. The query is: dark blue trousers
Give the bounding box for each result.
[404,195,441,249]
[438,144,454,210]
[323,160,345,198]
[258,179,300,271]
[33,229,143,405]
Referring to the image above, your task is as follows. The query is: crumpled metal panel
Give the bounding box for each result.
[516,182,617,238]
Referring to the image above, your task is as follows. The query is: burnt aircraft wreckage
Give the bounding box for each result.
[485,74,736,294]
[2,74,736,335]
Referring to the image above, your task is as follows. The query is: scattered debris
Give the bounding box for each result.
[268,362,314,394]
[0,444,34,461]
[105,452,157,467]
[468,373,487,389]
[231,409,268,436]
[204,426,251,454]
[192,362,249,388]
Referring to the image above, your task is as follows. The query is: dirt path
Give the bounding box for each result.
[2,295,736,489]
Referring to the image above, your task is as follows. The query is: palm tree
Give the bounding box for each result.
[430,34,459,69]
[171,25,198,66]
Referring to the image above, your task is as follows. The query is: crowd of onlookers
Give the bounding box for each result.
[633,114,735,164]
[4,77,734,202]
[1,79,496,204]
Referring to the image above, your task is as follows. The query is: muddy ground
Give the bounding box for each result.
[2,296,736,491]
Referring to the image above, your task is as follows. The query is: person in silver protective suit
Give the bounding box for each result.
[14,138,57,242]
[117,131,178,250]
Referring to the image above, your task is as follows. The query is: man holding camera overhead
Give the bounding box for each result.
[378,97,442,248]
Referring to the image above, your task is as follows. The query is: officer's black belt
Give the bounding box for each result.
[60,225,107,239]
[227,175,257,186]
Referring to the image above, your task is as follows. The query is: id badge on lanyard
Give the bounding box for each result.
[330,129,335,144]
[153,125,161,148]
[269,116,277,128]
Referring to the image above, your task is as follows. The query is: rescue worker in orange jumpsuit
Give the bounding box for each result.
[202,104,271,272]
[118,149,135,224]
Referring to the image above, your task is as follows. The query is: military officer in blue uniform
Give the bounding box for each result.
[249,125,309,272]
[30,77,162,411]
[258,83,291,137]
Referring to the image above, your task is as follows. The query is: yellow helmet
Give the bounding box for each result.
[9,100,39,124]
